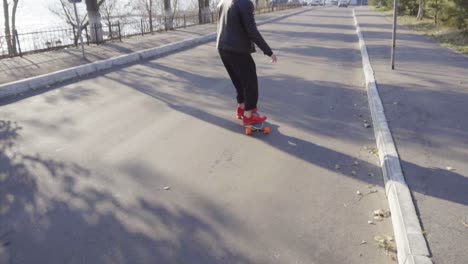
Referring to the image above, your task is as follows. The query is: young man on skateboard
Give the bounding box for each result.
[216,0,278,126]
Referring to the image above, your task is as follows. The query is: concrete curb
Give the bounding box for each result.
[0,7,308,99]
[352,9,432,264]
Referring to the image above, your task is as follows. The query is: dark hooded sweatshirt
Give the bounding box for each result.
[216,0,273,56]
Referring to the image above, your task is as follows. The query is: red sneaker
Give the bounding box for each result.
[237,107,258,120]
[236,106,244,120]
[243,111,267,126]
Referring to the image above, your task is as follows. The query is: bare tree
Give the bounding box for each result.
[2,0,20,56]
[171,0,179,18]
[187,0,199,11]
[417,0,425,20]
[85,0,106,43]
[101,0,117,27]
[100,0,128,37]
[131,0,157,32]
[0,37,5,56]
[164,0,174,29]
[198,0,211,23]
[49,0,105,44]
[210,0,220,10]
[49,0,88,46]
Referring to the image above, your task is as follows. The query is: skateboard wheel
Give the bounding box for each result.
[245,127,252,135]
[264,127,270,134]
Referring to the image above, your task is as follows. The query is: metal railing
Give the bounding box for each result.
[0,4,301,59]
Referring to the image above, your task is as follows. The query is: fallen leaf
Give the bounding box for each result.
[374,216,383,221]
[461,220,468,228]
[373,209,384,215]
[373,209,391,218]
[374,235,397,255]
[446,166,456,171]
[374,235,385,243]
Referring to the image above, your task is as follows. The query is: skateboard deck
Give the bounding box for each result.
[236,113,270,135]
[243,122,270,136]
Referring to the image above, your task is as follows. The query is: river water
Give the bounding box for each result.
[0,0,86,32]
[0,0,194,55]
[1,0,194,32]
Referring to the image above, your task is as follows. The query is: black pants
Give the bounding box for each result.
[219,49,258,111]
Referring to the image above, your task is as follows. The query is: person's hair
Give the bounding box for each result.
[217,0,234,9]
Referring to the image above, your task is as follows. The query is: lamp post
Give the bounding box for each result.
[391,0,398,69]
[69,0,86,59]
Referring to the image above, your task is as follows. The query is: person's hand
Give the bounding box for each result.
[270,54,278,64]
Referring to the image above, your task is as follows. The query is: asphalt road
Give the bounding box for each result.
[0,7,394,264]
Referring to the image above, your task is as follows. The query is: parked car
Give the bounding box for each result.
[310,0,322,5]
[337,0,348,7]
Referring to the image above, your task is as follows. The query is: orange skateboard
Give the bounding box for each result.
[243,122,270,136]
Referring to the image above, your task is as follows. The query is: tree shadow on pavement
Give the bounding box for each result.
[358,23,393,30]
[0,120,253,264]
[262,29,358,44]
[102,60,378,185]
[302,14,352,19]
[274,21,356,30]
[103,57,468,209]
[368,81,468,208]
[356,21,468,208]
[110,66,384,184]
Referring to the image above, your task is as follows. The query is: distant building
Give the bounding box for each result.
[269,0,303,6]
[349,0,368,4]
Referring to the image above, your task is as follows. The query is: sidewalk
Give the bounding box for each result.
[0,8,300,85]
[355,6,468,264]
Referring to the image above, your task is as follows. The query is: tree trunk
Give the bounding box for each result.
[204,0,210,21]
[2,0,13,55]
[11,0,19,54]
[416,0,424,20]
[198,0,211,24]
[198,0,203,24]
[164,0,173,30]
[86,0,103,43]
[148,0,153,33]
